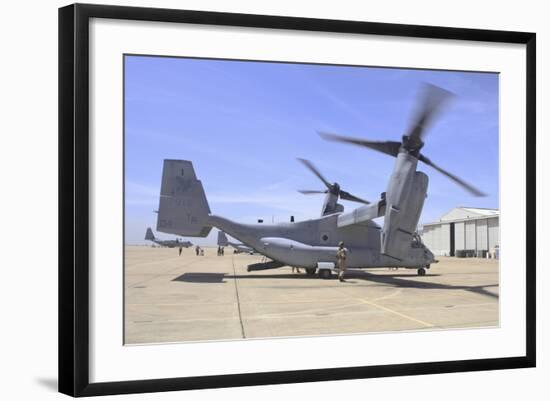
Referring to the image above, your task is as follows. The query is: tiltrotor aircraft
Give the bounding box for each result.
[297,158,370,216]
[145,227,193,248]
[217,230,256,254]
[156,84,485,277]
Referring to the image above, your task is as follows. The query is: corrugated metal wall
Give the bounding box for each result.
[488,217,499,250]
[465,221,476,249]
[440,224,450,253]
[422,224,451,256]
[476,219,488,250]
[455,222,465,250]
[421,216,499,257]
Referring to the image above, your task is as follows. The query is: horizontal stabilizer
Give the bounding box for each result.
[247,260,286,272]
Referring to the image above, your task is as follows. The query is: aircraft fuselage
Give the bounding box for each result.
[209,214,434,269]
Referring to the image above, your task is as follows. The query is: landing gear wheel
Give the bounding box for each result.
[417,267,426,276]
[319,269,332,279]
[306,268,316,276]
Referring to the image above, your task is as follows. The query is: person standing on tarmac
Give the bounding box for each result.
[178,246,182,256]
[336,241,347,282]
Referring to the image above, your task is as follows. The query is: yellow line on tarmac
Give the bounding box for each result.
[359,298,435,328]
[372,289,402,302]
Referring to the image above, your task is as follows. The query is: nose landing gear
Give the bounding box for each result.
[417,265,429,276]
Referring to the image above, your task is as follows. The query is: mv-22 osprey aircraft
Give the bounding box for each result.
[156,84,485,278]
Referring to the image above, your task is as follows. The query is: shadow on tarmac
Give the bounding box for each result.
[173,273,226,283]
[173,269,498,299]
[358,270,499,299]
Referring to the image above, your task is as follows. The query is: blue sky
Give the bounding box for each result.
[124,55,499,245]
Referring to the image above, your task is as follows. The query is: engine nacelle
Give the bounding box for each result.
[381,154,428,260]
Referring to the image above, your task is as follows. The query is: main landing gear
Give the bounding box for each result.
[318,269,333,279]
[305,268,316,276]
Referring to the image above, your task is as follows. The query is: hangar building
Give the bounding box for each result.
[420,207,499,257]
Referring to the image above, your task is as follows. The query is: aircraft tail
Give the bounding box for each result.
[217,231,229,246]
[145,227,155,241]
[156,160,212,237]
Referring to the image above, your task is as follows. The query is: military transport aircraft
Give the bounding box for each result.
[145,227,193,248]
[155,84,485,278]
[217,230,256,254]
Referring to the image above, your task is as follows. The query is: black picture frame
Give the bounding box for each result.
[59,3,536,397]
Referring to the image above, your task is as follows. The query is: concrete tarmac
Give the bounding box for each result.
[124,246,499,344]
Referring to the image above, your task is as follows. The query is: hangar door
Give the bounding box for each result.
[465,221,476,250]
[488,217,500,249]
[454,222,465,251]
[476,219,488,251]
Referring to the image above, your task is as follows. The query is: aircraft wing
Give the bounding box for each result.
[337,199,386,228]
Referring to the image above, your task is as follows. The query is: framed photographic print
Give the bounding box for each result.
[58,3,536,397]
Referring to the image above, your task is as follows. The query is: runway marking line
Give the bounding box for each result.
[372,289,402,302]
[358,298,434,328]
[231,255,246,339]
[248,301,367,320]
[327,284,435,328]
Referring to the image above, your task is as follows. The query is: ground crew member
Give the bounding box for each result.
[178,247,182,256]
[336,241,347,282]
[195,245,200,256]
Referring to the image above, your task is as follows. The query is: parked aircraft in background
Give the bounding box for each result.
[145,227,193,248]
[217,230,256,254]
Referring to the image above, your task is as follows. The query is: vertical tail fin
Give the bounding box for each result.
[145,227,155,241]
[156,160,212,237]
[217,231,229,246]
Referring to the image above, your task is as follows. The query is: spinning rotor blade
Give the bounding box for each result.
[297,158,332,189]
[419,154,486,197]
[339,190,370,205]
[406,84,454,145]
[319,132,401,158]
[298,189,328,195]
[319,84,483,197]
[297,158,370,205]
